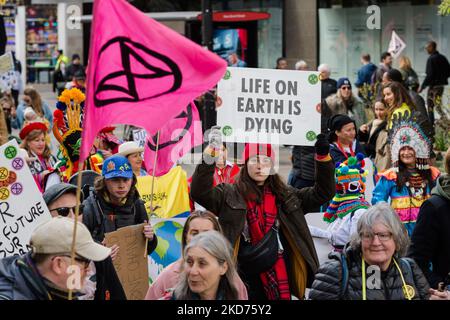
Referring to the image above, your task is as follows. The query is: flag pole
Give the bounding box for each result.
[68,161,85,300]
[144,130,160,257]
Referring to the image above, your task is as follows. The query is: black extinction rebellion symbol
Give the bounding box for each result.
[147,103,193,151]
[94,37,183,107]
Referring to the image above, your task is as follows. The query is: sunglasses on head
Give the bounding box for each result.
[50,205,84,217]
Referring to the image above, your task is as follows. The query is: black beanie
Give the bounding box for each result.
[327,114,355,142]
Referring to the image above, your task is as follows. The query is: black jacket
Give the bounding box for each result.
[291,146,316,181]
[309,247,430,300]
[408,175,450,288]
[0,253,125,300]
[329,141,366,164]
[421,51,450,88]
[321,78,337,100]
[82,189,158,254]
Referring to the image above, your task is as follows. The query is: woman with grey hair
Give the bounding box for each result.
[309,202,432,300]
[165,230,241,300]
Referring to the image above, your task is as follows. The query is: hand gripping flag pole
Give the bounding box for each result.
[144,131,160,258]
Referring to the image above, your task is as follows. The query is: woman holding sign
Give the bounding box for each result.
[19,121,58,192]
[190,128,335,300]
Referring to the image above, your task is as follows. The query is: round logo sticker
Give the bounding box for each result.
[222,126,233,136]
[223,70,231,80]
[0,187,10,200]
[308,74,319,85]
[0,167,9,181]
[11,182,23,196]
[403,285,416,299]
[306,131,317,142]
[12,157,24,170]
[4,146,17,159]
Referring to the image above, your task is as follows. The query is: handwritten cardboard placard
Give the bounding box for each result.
[0,140,52,258]
[104,223,149,300]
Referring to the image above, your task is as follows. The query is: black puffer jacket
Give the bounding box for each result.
[309,247,430,300]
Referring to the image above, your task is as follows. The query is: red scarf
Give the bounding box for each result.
[245,188,290,300]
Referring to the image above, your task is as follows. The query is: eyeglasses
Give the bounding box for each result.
[50,205,84,217]
[361,232,393,242]
[341,86,351,90]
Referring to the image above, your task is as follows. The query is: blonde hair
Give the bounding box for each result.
[399,56,412,70]
[20,129,51,159]
[23,87,44,117]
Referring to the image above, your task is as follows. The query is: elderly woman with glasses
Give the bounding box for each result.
[309,202,434,300]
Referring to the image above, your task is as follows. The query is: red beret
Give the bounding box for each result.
[19,122,48,140]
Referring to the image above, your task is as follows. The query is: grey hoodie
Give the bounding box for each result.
[431,174,450,201]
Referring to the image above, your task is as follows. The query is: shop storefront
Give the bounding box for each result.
[81,0,284,69]
[318,0,449,84]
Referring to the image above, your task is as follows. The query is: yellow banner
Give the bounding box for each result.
[136,166,190,218]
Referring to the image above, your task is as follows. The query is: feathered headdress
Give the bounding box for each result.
[53,88,85,181]
[389,110,432,171]
[323,153,370,223]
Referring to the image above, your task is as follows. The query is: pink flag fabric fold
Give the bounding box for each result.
[80,0,226,161]
[144,102,203,177]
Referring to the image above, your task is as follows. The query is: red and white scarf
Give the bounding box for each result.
[246,188,290,300]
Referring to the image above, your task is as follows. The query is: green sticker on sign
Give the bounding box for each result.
[308,74,319,85]
[222,126,233,136]
[306,131,317,142]
[4,146,17,159]
[223,70,231,80]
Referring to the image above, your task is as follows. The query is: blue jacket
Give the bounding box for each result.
[355,63,377,88]
[329,140,366,165]
[11,101,53,130]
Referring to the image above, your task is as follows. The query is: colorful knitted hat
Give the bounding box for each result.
[389,110,432,171]
[323,153,370,223]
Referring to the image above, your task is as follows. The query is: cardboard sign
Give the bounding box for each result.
[148,218,186,285]
[217,67,321,146]
[104,223,149,300]
[0,140,52,258]
[132,129,147,149]
[136,166,190,218]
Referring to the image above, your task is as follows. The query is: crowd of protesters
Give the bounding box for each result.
[0,41,449,301]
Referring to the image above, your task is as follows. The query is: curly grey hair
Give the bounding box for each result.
[350,202,410,256]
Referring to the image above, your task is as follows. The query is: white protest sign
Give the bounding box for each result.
[217,67,321,146]
[0,140,52,258]
[132,129,147,149]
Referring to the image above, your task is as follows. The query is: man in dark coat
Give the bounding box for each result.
[43,183,126,300]
[0,217,111,300]
[418,41,450,125]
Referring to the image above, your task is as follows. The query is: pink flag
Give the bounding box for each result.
[144,102,203,176]
[80,0,226,161]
